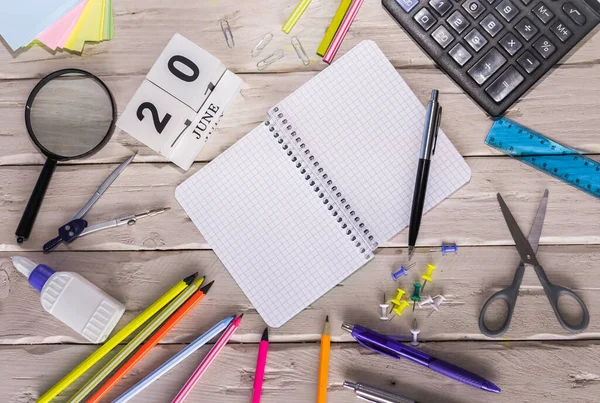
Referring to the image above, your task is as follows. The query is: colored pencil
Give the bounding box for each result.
[316,0,352,57]
[171,315,244,402]
[282,0,313,34]
[37,273,197,403]
[251,328,270,403]
[322,0,364,64]
[86,281,214,403]
[317,316,331,403]
[113,316,235,403]
[66,276,206,403]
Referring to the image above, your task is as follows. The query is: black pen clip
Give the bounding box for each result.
[432,106,442,156]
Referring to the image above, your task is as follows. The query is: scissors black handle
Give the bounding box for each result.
[479,263,524,337]
[534,265,590,332]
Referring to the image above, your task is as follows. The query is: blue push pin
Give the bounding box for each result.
[391,266,408,281]
[441,243,458,256]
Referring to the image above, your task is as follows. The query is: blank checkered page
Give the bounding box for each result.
[271,40,471,246]
[176,41,471,327]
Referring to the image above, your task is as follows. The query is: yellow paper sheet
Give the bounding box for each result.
[63,0,103,52]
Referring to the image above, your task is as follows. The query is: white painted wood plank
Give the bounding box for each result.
[1,158,598,252]
[2,341,600,402]
[1,0,597,80]
[1,247,598,344]
[2,65,600,166]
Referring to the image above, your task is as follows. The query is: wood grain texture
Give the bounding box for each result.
[1,247,598,344]
[2,64,600,166]
[1,158,599,252]
[2,341,600,403]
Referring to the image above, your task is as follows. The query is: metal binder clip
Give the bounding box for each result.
[257,50,284,71]
[251,33,273,57]
[220,19,235,48]
[291,37,310,66]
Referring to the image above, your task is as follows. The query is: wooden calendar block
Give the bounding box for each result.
[146,33,226,112]
[117,80,196,156]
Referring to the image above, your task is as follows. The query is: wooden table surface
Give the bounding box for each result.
[1,0,600,402]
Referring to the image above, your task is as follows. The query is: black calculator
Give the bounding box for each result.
[383,0,600,117]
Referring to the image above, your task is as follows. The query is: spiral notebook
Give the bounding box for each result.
[176,41,471,327]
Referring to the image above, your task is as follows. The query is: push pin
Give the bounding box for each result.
[410,283,422,312]
[417,295,433,309]
[392,300,410,317]
[391,262,415,281]
[421,264,436,292]
[441,243,458,255]
[410,318,420,347]
[379,295,390,320]
[428,295,447,317]
[390,288,406,306]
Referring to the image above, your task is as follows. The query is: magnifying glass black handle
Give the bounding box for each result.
[16,158,57,244]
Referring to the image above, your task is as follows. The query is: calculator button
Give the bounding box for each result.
[484,0,496,4]
[449,43,473,65]
[447,11,471,33]
[464,28,488,51]
[533,35,557,58]
[429,0,453,16]
[431,26,455,48]
[414,8,438,31]
[563,2,586,26]
[533,2,554,24]
[467,48,507,84]
[485,66,524,102]
[550,20,573,42]
[495,0,519,22]
[521,0,531,5]
[515,18,539,41]
[499,32,523,55]
[517,50,541,73]
[462,0,486,19]
[480,14,504,37]
[395,0,420,12]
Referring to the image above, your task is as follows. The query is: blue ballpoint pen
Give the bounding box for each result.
[342,323,501,394]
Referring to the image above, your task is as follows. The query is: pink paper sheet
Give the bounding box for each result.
[36,0,88,50]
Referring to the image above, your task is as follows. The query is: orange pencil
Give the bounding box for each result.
[86,281,214,403]
[317,316,331,403]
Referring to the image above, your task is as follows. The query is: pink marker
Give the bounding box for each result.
[171,315,243,403]
[322,0,365,64]
[252,328,270,403]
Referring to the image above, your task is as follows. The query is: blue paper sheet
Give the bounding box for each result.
[0,0,84,50]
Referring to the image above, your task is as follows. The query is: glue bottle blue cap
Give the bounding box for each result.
[11,256,55,292]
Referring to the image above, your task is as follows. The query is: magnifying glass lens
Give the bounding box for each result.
[28,74,114,158]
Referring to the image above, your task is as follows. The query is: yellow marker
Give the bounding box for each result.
[317,316,331,403]
[392,300,410,317]
[316,0,352,56]
[36,274,197,403]
[282,0,313,34]
[390,288,406,307]
[421,264,437,292]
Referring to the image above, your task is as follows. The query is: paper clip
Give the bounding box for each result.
[257,50,284,71]
[220,19,235,48]
[291,37,310,66]
[251,33,273,58]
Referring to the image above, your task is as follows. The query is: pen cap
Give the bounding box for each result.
[12,256,55,292]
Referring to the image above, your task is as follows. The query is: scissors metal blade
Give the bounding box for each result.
[497,192,543,267]
[525,189,548,252]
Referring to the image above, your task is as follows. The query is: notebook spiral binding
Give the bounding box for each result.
[265,106,377,260]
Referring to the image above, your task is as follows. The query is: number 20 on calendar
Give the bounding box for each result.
[117,34,226,155]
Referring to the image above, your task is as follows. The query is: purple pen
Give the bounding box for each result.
[342,323,500,394]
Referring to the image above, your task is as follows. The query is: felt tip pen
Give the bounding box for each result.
[341,323,500,394]
[408,90,441,258]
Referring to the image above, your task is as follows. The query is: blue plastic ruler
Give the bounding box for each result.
[485,117,600,199]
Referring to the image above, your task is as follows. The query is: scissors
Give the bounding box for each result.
[43,154,169,252]
[479,190,589,337]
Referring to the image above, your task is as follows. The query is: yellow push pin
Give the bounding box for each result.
[390,288,406,306]
[421,264,437,292]
[392,300,410,317]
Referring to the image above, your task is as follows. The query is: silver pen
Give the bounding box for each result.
[343,381,418,403]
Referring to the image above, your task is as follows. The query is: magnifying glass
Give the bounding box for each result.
[15,69,116,244]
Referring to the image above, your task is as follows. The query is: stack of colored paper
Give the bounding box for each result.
[0,0,114,53]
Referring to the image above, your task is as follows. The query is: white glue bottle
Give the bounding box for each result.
[12,256,125,343]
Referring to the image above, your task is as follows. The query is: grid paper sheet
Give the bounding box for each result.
[176,124,368,328]
[176,40,471,327]
[271,40,472,246]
